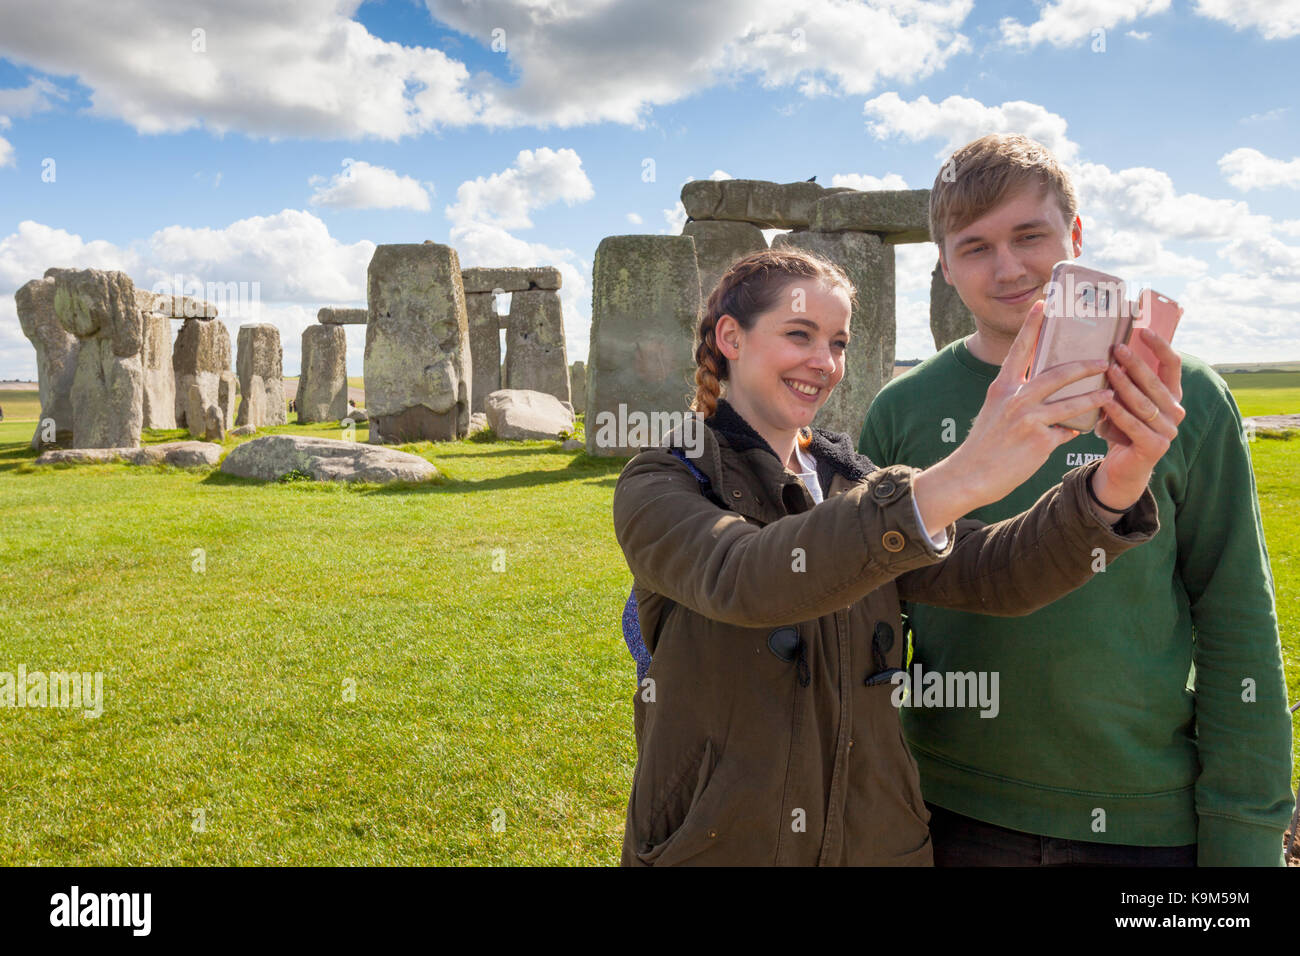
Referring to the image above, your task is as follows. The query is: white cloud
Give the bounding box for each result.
[626,212,643,225]
[1193,0,1300,39]
[1241,107,1289,124]
[428,0,974,127]
[0,211,377,377]
[0,77,64,119]
[862,92,1080,163]
[0,220,139,290]
[861,91,1300,362]
[309,158,433,211]
[662,202,687,234]
[0,78,66,168]
[999,0,1170,48]
[443,149,596,361]
[1126,29,1151,38]
[445,147,593,229]
[0,0,976,138]
[831,172,909,190]
[1219,147,1300,191]
[0,1,483,140]
[143,209,374,304]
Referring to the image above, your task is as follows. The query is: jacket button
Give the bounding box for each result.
[731,489,743,499]
[874,479,897,499]
[873,620,894,652]
[882,530,906,552]
[707,828,717,839]
[848,739,854,749]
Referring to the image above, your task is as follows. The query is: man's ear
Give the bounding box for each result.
[938,246,953,285]
[1070,214,1083,257]
[715,314,743,361]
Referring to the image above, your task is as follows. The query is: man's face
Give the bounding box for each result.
[939,184,1083,338]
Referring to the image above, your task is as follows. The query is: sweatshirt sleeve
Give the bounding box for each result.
[1176,385,1293,866]
[895,460,1158,615]
[612,449,953,629]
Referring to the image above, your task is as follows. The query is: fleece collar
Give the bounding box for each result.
[692,398,878,517]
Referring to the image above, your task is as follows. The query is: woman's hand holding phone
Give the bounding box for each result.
[912,299,1118,536]
[1089,328,1185,514]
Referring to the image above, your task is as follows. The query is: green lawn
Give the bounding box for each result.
[0,386,1297,864]
[0,419,634,864]
[1220,371,1300,418]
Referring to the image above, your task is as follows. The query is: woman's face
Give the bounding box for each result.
[718,278,852,435]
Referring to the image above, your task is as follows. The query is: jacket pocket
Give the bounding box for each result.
[633,738,719,866]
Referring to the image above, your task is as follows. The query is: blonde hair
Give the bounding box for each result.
[930,133,1078,253]
[691,248,856,450]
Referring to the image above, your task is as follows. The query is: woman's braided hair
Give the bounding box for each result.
[691,247,857,447]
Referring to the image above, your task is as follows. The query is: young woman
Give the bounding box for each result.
[612,248,1180,866]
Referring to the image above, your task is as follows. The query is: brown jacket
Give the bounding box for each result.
[611,398,1159,866]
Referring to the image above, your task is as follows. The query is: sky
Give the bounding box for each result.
[0,0,1297,380]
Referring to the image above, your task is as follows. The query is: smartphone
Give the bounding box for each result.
[1126,288,1182,376]
[1030,261,1131,433]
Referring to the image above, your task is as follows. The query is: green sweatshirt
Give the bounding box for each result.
[859,338,1293,865]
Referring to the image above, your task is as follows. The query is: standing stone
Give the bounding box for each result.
[771,231,895,438]
[186,384,207,440]
[15,277,78,449]
[505,289,570,404]
[682,220,768,302]
[466,293,500,414]
[236,324,286,428]
[930,259,976,350]
[218,371,238,433]
[365,243,471,443]
[49,268,144,449]
[140,310,176,429]
[296,324,348,424]
[172,317,232,429]
[569,360,586,419]
[587,236,700,457]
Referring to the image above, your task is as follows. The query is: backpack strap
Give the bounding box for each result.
[623,447,716,682]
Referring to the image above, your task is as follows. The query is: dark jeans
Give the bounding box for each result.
[926,803,1197,867]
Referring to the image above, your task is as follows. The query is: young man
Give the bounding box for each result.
[859,133,1293,866]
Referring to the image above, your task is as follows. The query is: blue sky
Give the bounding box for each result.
[1,0,1297,379]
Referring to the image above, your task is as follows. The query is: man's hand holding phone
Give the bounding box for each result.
[1090,329,1185,515]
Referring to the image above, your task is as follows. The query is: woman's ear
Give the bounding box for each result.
[715,314,743,361]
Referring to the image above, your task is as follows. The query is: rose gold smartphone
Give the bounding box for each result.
[1030,261,1131,433]
[1127,288,1182,376]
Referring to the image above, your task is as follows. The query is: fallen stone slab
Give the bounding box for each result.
[318,307,367,325]
[461,267,562,294]
[35,440,222,468]
[1245,414,1300,436]
[810,189,931,242]
[220,434,438,483]
[485,389,575,441]
[229,424,257,437]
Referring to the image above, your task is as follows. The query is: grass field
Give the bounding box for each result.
[0,372,1297,865]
